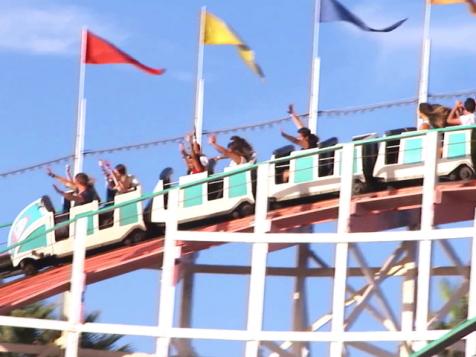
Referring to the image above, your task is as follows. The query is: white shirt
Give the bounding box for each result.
[228,156,247,167]
[460,113,475,126]
[228,152,257,167]
[199,155,209,168]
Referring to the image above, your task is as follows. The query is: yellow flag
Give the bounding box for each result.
[431,0,476,14]
[203,11,264,78]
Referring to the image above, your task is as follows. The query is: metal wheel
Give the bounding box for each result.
[458,165,474,181]
[450,165,474,181]
[352,180,367,195]
[123,236,134,246]
[20,259,38,277]
[132,230,146,244]
[239,202,254,217]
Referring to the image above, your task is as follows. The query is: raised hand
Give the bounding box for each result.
[287,104,294,115]
[208,134,217,145]
[65,164,72,180]
[46,167,55,178]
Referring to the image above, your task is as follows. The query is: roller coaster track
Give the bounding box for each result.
[1,180,476,316]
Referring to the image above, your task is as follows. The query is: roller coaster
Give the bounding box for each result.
[1,125,476,356]
[3,125,476,275]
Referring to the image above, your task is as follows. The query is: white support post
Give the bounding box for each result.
[64,217,88,357]
[156,190,181,356]
[176,253,197,356]
[415,130,438,348]
[73,28,88,175]
[400,241,417,357]
[245,164,270,357]
[417,1,431,127]
[292,244,310,357]
[193,7,206,145]
[466,210,476,356]
[307,0,322,135]
[330,144,354,356]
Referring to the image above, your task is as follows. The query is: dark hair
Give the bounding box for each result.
[308,134,319,148]
[297,128,319,148]
[228,136,255,162]
[464,98,475,113]
[297,127,311,137]
[75,173,89,186]
[115,164,127,175]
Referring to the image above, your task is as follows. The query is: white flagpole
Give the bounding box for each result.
[417,0,432,127]
[73,27,88,175]
[193,7,206,146]
[308,0,322,135]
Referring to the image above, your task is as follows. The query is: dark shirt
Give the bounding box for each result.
[78,185,101,205]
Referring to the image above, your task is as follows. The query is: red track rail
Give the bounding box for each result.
[1,181,476,315]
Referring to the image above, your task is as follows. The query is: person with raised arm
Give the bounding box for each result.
[99,161,139,202]
[446,98,476,126]
[417,102,451,130]
[47,168,100,206]
[179,134,208,174]
[280,104,319,150]
[208,134,256,167]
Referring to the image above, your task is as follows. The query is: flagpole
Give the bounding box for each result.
[417,0,432,127]
[73,27,88,175]
[193,7,206,145]
[308,0,322,135]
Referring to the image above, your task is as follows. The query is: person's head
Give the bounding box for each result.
[418,103,433,119]
[308,134,319,148]
[297,127,311,141]
[193,142,202,155]
[297,127,319,149]
[75,173,89,187]
[464,98,475,114]
[183,155,194,171]
[228,136,254,160]
[114,164,127,176]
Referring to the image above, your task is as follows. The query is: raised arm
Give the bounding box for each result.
[280,129,299,145]
[52,184,85,204]
[208,134,243,164]
[179,142,193,171]
[65,164,73,181]
[47,168,76,189]
[446,101,463,126]
[288,104,305,129]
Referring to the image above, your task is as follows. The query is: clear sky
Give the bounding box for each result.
[1,0,476,355]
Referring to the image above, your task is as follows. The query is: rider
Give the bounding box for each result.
[280,104,319,150]
[47,168,100,207]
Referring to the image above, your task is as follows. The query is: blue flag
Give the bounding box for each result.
[321,0,407,32]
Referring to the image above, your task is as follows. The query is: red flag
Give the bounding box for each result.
[84,31,165,75]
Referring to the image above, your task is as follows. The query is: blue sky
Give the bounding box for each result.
[1,0,476,355]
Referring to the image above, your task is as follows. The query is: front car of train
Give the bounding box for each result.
[7,197,56,273]
[8,188,147,275]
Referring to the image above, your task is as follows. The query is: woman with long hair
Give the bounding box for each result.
[208,134,256,166]
[418,102,451,129]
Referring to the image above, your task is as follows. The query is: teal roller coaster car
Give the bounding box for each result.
[8,188,146,275]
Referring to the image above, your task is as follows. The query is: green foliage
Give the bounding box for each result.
[436,279,468,357]
[80,311,131,352]
[0,302,132,356]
